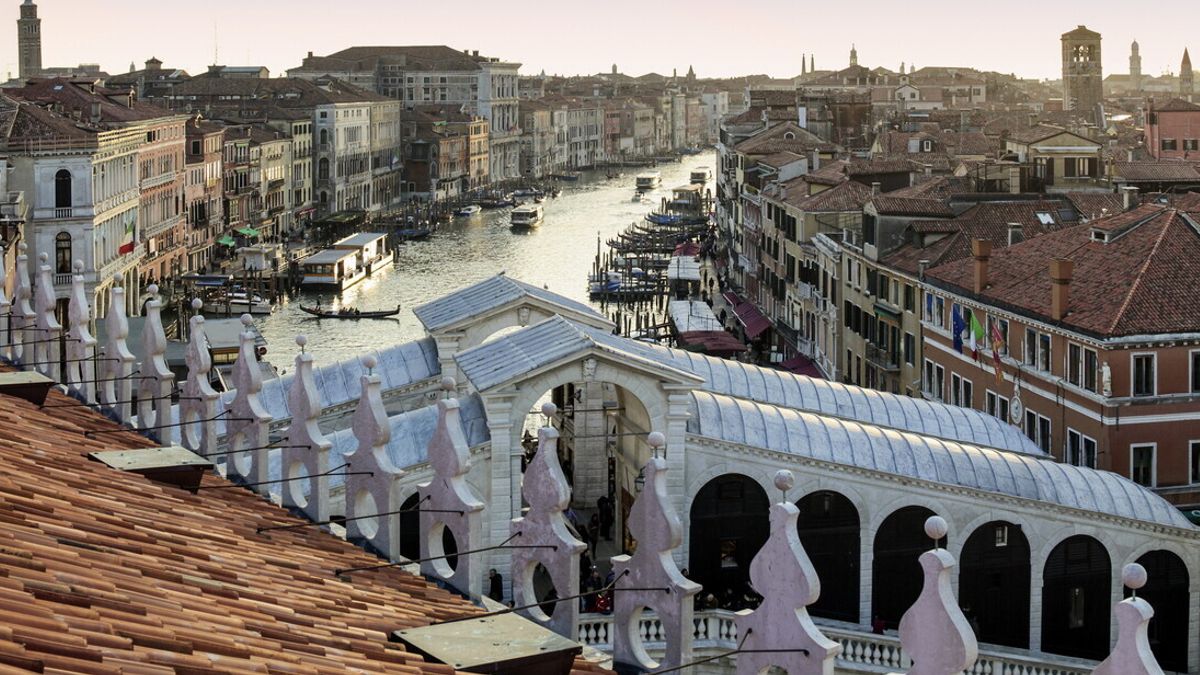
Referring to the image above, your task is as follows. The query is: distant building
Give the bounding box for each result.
[1181,49,1194,101]
[1143,98,1200,160]
[1129,40,1142,92]
[1061,25,1103,117]
[16,0,39,79]
[107,58,190,105]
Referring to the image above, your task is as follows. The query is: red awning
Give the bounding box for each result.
[732,301,772,339]
[678,330,747,356]
[674,241,701,257]
[780,354,824,379]
[722,291,741,307]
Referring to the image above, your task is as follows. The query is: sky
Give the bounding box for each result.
[8,0,1197,83]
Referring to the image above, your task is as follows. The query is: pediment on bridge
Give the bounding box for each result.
[453,315,703,393]
[414,274,614,336]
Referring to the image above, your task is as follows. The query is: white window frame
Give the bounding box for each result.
[1066,428,1097,468]
[1130,352,1157,397]
[1130,443,1157,488]
[985,390,1009,422]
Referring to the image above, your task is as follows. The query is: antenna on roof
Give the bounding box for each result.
[213,21,219,66]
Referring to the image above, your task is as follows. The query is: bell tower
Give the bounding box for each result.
[1061,25,1103,115]
[17,0,41,79]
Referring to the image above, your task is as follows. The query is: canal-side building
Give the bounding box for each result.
[183,117,224,273]
[923,203,1200,514]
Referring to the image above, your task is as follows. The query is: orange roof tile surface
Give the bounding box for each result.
[0,380,605,674]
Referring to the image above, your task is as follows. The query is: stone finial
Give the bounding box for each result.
[282,335,331,523]
[175,307,218,454]
[510,426,586,637]
[0,244,10,360]
[611,451,701,672]
[735,500,840,675]
[64,261,97,403]
[225,315,272,491]
[99,284,135,421]
[1092,563,1163,675]
[345,359,405,560]
[895,516,978,675]
[11,243,34,366]
[136,286,176,436]
[32,251,62,380]
[420,395,485,599]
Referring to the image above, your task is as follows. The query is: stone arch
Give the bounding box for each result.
[796,489,860,623]
[872,504,939,630]
[959,520,1031,649]
[687,473,769,603]
[1128,549,1188,672]
[1040,534,1111,661]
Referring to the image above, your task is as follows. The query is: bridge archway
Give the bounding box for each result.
[872,505,939,630]
[1128,549,1188,672]
[796,490,860,623]
[1041,534,1110,660]
[688,473,769,605]
[959,520,1030,648]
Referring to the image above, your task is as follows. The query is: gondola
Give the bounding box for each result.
[299,304,401,319]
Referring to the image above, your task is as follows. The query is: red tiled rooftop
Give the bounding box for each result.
[0,378,607,674]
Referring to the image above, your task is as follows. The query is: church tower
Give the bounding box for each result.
[1182,48,1194,101]
[1061,25,1103,115]
[17,0,41,80]
[850,44,858,67]
[1129,40,1142,92]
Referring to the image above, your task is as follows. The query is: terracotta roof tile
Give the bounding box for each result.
[0,378,605,674]
[869,196,955,217]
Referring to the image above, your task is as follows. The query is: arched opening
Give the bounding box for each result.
[318,158,330,181]
[55,232,72,275]
[1041,535,1110,660]
[399,493,420,561]
[959,521,1030,648]
[1128,550,1187,672]
[796,490,859,623]
[54,169,72,209]
[319,128,329,146]
[872,505,938,630]
[688,474,769,609]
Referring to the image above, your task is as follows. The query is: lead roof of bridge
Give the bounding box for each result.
[690,391,1194,529]
[412,274,611,332]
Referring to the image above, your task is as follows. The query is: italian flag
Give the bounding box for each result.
[118,219,136,255]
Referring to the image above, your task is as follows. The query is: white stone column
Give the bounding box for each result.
[484,393,517,584]
[136,285,175,437]
[0,247,10,361]
[433,333,463,389]
[664,386,692,570]
[33,253,62,382]
[860,515,875,629]
[571,379,609,505]
[225,315,272,492]
[11,243,34,367]
[64,261,96,404]
[99,282,135,422]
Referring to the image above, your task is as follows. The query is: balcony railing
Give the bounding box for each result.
[54,272,73,286]
[866,343,901,372]
[54,207,73,219]
[577,611,1093,675]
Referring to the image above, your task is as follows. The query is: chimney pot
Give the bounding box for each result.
[971,238,992,293]
[1121,186,1140,211]
[917,259,931,279]
[1050,258,1074,320]
[871,181,881,195]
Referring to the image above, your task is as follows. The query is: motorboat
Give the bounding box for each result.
[455,204,482,217]
[635,172,661,190]
[510,204,545,228]
[202,289,273,316]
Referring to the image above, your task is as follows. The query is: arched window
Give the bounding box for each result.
[55,232,72,274]
[872,505,938,629]
[399,493,420,561]
[318,158,330,181]
[959,521,1030,648]
[688,474,769,606]
[54,169,72,209]
[1041,535,1110,660]
[796,491,860,623]
[1129,550,1188,671]
[319,128,329,146]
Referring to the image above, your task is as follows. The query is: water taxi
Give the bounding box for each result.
[331,232,394,276]
[690,166,712,184]
[202,289,273,316]
[510,204,545,228]
[635,171,661,190]
[455,204,482,217]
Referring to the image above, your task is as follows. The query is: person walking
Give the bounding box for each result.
[488,568,504,603]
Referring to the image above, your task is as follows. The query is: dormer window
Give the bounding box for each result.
[783,131,796,140]
[1090,228,1108,243]
[922,140,932,152]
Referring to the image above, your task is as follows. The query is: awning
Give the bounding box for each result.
[236,227,260,238]
[732,300,772,339]
[217,236,237,247]
[781,354,824,379]
[677,330,747,356]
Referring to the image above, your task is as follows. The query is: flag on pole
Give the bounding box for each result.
[969,312,985,360]
[118,218,136,255]
[951,305,964,353]
[990,320,1006,384]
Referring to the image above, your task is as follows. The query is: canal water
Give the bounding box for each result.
[255,152,716,366]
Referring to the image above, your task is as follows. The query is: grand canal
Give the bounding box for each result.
[255,152,716,365]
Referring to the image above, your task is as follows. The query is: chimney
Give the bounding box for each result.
[1050,258,1073,321]
[810,149,820,171]
[971,238,992,294]
[1008,165,1022,194]
[1007,222,1024,246]
[871,181,881,196]
[90,101,101,123]
[917,258,931,280]
[1121,186,1140,211]
[307,51,313,59]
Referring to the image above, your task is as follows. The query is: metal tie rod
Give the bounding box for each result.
[196,463,371,491]
[5,354,113,369]
[8,334,81,346]
[334,532,556,576]
[257,497,464,533]
[648,629,811,674]
[41,392,197,410]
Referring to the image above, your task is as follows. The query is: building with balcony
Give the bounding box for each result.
[183,117,224,273]
[1003,125,1104,192]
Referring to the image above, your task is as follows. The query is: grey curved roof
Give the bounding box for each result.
[689,391,1193,529]
[413,274,610,332]
[462,316,1043,457]
[267,393,491,489]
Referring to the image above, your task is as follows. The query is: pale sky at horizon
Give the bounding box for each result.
[8,0,1197,83]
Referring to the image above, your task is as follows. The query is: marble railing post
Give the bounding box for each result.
[510,404,587,637]
[98,281,135,422]
[176,299,218,454]
[892,516,978,675]
[611,432,701,673]
[281,335,331,523]
[11,243,34,366]
[64,261,97,404]
[225,314,272,492]
[136,285,175,437]
[420,377,485,600]
[1092,563,1164,675]
[0,245,10,361]
[33,253,62,381]
[735,470,840,675]
[345,355,405,561]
